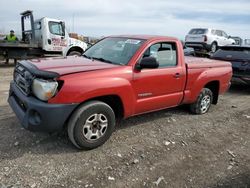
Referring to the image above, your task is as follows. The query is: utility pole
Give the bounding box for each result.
[72,13,75,32]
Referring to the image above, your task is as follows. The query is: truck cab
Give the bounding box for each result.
[34,17,87,55]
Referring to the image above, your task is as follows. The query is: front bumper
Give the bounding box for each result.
[8,81,78,132]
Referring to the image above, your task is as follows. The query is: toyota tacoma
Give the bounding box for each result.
[8,35,232,149]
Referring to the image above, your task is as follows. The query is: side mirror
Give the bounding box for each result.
[60,21,66,36]
[228,35,231,39]
[136,57,159,70]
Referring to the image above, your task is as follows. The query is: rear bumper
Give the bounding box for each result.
[8,81,78,132]
[185,42,211,51]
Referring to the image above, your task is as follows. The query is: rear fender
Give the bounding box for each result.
[183,69,222,104]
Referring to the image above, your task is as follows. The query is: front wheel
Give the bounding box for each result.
[68,51,82,56]
[190,88,213,114]
[67,101,116,150]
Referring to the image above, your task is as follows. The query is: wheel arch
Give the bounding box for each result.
[204,80,220,104]
[63,94,124,130]
[211,40,218,47]
[84,95,124,120]
[66,46,84,56]
[212,41,218,45]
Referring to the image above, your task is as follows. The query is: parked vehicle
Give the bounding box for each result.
[230,36,243,46]
[8,35,232,149]
[0,10,87,63]
[212,45,250,85]
[244,39,250,46]
[185,28,235,53]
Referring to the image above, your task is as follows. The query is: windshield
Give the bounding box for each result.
[188,29,208,35]
[83,37,145,65]
[212,47,250,61]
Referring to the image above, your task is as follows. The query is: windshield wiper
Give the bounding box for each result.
[91,57,114,64]
[82,54,91,59]
[112,62,125,65]
[84,56,124,65]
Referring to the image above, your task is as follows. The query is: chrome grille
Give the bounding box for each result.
[14,64,33,95]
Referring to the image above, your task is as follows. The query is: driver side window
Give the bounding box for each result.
[222,31,228,38]
[49,21,64,36]
[143,42,177,67]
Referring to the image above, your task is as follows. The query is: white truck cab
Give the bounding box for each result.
[34,17,87,56]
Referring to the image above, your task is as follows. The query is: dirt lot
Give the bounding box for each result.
[0,62,250,188]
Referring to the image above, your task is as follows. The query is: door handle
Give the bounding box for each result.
[174,73,181,78]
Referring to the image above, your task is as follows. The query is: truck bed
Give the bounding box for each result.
[0,40,38,48]
[185,56,231,68]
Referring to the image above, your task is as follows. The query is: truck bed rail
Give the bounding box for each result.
[0,41,39,48]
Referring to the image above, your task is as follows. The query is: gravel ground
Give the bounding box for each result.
[0,62,250,188]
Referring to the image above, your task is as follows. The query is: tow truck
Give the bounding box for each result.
[0,10,87,63]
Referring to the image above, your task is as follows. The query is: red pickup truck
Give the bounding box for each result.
[8,35,232,149]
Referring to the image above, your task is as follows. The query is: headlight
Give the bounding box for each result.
[32,79,58,101]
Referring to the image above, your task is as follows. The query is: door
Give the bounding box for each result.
[215,30,224,46]
[221,31,230,45]
[132,42,186,114]
[43,18,68,52]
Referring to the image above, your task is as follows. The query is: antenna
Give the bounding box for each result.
[72,13,75,32]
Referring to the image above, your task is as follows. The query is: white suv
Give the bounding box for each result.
[185,28,235,53]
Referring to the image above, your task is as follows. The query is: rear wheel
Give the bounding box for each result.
[190,88,213,114]
[67,101,116,150]
[210,42,218,53]
[68,51,82,56]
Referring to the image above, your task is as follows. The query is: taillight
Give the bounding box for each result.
[203,35,207,42]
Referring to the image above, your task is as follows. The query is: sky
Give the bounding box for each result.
[0,0,249,40]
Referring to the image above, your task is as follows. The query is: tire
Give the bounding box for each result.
[190,88,213,115]
[210,42,218,53]
[68,51,82,56]
[67,101,116,150]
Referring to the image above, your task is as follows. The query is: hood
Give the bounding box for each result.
[28,56,118,76]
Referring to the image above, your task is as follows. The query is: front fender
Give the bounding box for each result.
[49,76,136,117]
[63,39,88,56]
